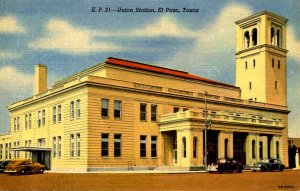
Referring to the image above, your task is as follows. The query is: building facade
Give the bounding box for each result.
[0,11,290,171]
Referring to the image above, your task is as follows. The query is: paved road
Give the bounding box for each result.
[0,170,299,191]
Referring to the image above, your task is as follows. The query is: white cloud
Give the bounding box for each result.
[0,51,22,60]
[130,16,197,37]
[287,27,300,61]
[28,19,122,54]
[0,66,33,89]
[0,15,26,33]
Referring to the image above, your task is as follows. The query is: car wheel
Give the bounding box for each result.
[20,169,26,175]
[253,170,256,172]
[261,166,266,172]
[279,167,284,171]
[9,172,14,175]
[237,167,242,173]
[39,168,45,174]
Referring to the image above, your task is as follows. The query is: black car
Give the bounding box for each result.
[252,159,285,172]
[209,158,243,173]
[0,160,11,173]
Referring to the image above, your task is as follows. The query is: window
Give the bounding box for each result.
[70,134,74,158]
[272,58,274,68]
[17,141,19,158]
[28,140,32,159]
[58,136,61,158]
[252,28,257,46]
[53,137,56,158]
[101,134,109,157]
[25,140,28,158]
[224,138,228,159]
[173,107,180,113]
[259,141,263,159]
[76,99,80,118]
[76,133,80,158]
[245,61,248,70]
[193,137,197,158]
[14,118,16,131]
[253,59,256,68]
[114,100,121,118]
[140,103,147,121]
[58,105,62,122]
[275,81,278,90]
[29,114,32,129]
[37,111,41,127]
[151,136,157,158]
[278,60,281,69]
[101,99,109,117]
[42,110,45,126]
[14,142,16,159]
[244,31,250,48]
[183,137,186,158]
[53,106,56,124]
[114,134,122,157]
[276,141,279,159]
[70,101,74,119]
[140,135,147,158]
[37,138,45,147]
[252,140,256,159]
[151,104,157,122]
[249,82,252,90]
[5,143,8,159]
[277,29,281,47]
[17,117,20,130]
[0,144,2,159]
[25,115,28,129]
[271,27,275,45]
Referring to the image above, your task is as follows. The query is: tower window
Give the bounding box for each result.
[244,31,250,48]
[271,27,275,45]
[278,60,281,69]
[252,28,257,46]
[245,61,248,70]
[277,29,281,47]
[275,81,278,90]
[272,58,274,68]
[249,82,252,90]
[253,59,256,68]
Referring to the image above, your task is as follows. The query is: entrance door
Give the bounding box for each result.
[233,132,247,165]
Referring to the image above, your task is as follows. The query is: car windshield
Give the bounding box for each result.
[261,159,270,163]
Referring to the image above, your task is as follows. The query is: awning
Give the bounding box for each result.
[10,147,51,152]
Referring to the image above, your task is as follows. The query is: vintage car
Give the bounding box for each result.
[208,158,243,173]
[252,158,285,172]
[0,160,11,173]
[4,159,45,175]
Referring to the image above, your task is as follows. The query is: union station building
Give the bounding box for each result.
[0,11,290,171]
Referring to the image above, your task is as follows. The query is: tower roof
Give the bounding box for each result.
[235,10,288,25]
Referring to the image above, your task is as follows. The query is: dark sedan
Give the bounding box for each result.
[252,159,285,172]
[0,160,11,173]
[208,158,243,173]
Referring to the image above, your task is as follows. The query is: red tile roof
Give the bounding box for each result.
[106,57,237,88]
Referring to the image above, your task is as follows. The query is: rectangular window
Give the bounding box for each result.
[37,138,45,147]
[140,135,147,158]
[114,134,122,157]
[28,140,32,158]
[76,133,80,158]
[58,136,61,158]
[70,134,74,158]
[173,107,180,113]
[17,141,19,158]
[151,104,157,122]
[114,100,122,118]
[42,110,45,126]
[25,114,28,129]
[101,134,109,157]
[140,103,147,121]
[278,60,281,69]
[14,142,16,159]
[0,144,2,159]
[76,100,80,118]
[259,141,263,159]
[25,140,28,159]
[37,111,41,127]
[253,59,256,68]
[53,106,57,124]
[245,61,248,69]
[29,114,32,129]
[275,81,278,90]
[101,99,109,117]
[272,58,274,68]
[70,101,74,119]
[5,143,8,159]
[249,82,252,90]
[14,118,16,131]
[16,117,20,131]
[53,137,56,158]
[58,105,62,122]
[151,136,157,158]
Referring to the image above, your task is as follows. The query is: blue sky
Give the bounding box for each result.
[0,0,300,136]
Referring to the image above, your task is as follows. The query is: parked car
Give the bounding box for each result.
[252,158,285,172]
[4,159,45,175]
[0,160,11,173]
[208,158,243,173]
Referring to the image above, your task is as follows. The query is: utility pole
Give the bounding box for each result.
[204,91,208,171]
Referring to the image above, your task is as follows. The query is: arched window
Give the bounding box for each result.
[193,137,197,158]
[252,28,258,46]
[224,138,228,159]
[244,31,250,48]
[271,27,275,45]
[183,137,186,158]
[276,29,281,47]
[252,140,256,159]
[276,141,279,159]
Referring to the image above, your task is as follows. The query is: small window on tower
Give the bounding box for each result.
[249,82,252,90]
[245,61,248,70]
[278,60,281,69]
[272,58,274,68]
[253,59,256,68]
[275,81,278,90]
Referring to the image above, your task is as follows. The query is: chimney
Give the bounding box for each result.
[34,64,47,95]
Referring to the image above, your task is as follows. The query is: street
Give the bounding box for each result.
[0,170,299,191]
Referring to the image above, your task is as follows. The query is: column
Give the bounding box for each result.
[246,134,259,165]
[295,150,300,169]
[218,131,233,159]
